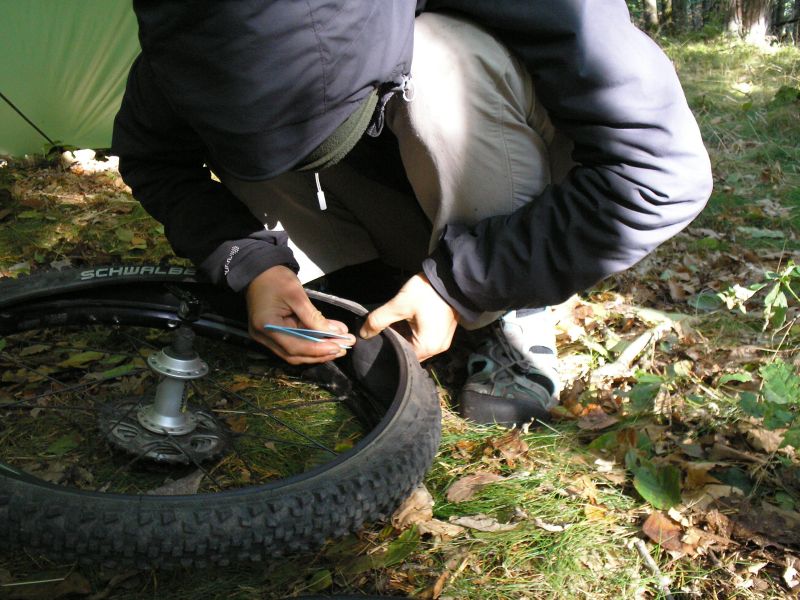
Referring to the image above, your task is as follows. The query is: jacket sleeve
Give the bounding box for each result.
[112,55,299,291]
[418,0,713,321]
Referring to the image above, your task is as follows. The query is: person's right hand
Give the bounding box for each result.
[245,265,355,365]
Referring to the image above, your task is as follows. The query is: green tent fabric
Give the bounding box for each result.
[0,1,140,157]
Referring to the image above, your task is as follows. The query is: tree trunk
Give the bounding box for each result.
[642,0,660,30]
[727,0,773,42]
[770,0,786,35]
[673,0,689,30]
[661,0,674,27]
[794,0,800,42]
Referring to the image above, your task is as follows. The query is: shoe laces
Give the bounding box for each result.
[479,323,531,383]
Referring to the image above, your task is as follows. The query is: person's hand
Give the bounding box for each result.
[246,265,355,365]
[360,273,459,362]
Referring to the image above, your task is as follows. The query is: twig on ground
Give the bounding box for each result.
[631,538,675,600]
[592,321,672,382]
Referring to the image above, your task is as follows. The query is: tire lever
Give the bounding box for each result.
[263,324,353,349]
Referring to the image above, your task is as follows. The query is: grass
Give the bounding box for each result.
[1,34,800,600]
[666,36,800,247]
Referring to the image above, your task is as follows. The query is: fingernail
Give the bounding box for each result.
[359,328,370,339]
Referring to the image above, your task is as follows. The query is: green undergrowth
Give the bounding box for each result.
[664,37,800,250]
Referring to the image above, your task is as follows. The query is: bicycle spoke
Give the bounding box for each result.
[205,379,337,456]
[1,312,362,495]
[162,432,224,491]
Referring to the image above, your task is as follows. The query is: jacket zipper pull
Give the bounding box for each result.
[315,172,327,210]
[401,76,415,102]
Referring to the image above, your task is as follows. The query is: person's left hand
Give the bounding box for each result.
[359,273,459,362]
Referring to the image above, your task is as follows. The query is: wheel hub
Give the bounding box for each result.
[99,319,227,464]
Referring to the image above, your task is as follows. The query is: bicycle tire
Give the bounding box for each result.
[0,266,441,568]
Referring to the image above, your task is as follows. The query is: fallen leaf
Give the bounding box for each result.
[489,429,529,466]
[577,409,619,431]
[626,450,682,510]
[417,518,466,542]
[740,422,784,454]
[532,517,572,532]
[705,509,734,539]
[446,472,504,503]
[567,474,600,503]
[451,439,479,459]
[225,415,248,433]
[676,441,705,459]
[584,505,608,520]
[147,470,205,495]
[717,499,800,548]
[642,511,685,552]
[57,350,105,369]
[18,344,50,357]
[392,484,434,529]
[681,484,744,511]
[684,462,722,490]
[784,565,799,589]
[449,514,519,532]
[710,442,767,464]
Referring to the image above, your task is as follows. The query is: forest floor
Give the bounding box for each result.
[1,35,800,600]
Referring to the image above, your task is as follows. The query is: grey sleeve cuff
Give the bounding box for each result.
[200,237,300,293]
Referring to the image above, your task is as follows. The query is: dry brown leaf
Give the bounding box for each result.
[684,462,722,490]
[567,474,600,503]
[710,442,767,464]
[560,378,588,415]
[446,472,505,503]
[677,441,705,459]
[225,415,249,433]
[147,470,204,495]
[706,509,734,538]
[667,280,687,302]
[683,483,745,512]
[532,517,572,532]
[449,514,519,532]
[392,484,434,529]
[451,439,479,459]
[418,518,466,542]
[577,408,619,431]
[740,423,784,454]
[642,511,685,552]
[489,429,529,466]
[783,565,799,589]
[726,345,764,364]
[584,505,608,520]
[430,571,449,599]
[681,526,733,553]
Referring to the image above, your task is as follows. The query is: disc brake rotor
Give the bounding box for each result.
[99,399,230,465]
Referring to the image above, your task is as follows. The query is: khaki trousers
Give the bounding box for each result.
[223,12,571,325]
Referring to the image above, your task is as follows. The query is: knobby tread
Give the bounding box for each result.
[0,267,441,567]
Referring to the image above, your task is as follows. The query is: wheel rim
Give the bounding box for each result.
[0,291,397,497]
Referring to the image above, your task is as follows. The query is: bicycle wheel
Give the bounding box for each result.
[0,266,440,567]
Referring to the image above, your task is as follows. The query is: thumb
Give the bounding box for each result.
[360,298,409,339]
[289,294,330,331]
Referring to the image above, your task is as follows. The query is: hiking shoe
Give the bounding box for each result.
[458,310,560,427]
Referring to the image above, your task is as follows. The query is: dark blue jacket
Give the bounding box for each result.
[112,0,712,317]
